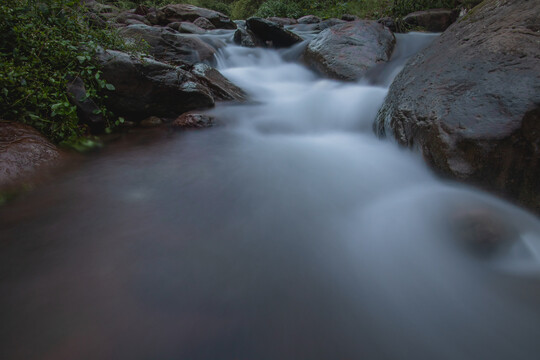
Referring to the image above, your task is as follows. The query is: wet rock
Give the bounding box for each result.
[114,11,151,26]
[304,20,395,81]
[193,16,216,30]
[267,17,297,26]
[298,15,321,24]
[342,14,359,21]
[155,4,236,29]
[119,24,216,66]
[375,0,540,213]
[66,77,104,132]
[403,8,459,32]
[140,116,163,128]
[134,4,151,16]
[246,17,303,48]
[190,63,246,102]
[233,24,262,48]
[315,18,346,31]
[168,22,207,34]
[172,113,214,129]
[0,121,61,187]
[378,17,397,32]
[97,49,214,120]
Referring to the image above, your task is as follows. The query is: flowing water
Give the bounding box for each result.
[1,32,540,360]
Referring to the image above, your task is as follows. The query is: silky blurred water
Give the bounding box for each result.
[1,32,540,360]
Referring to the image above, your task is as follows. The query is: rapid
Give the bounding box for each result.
[1,31,540,359]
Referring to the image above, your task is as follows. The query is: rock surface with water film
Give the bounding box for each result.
[375,0,540,213]
[246,17,304,48]
[0,122,61,188]
[190,63,247,102]
[97,49,214,120]
[303,20,396,81]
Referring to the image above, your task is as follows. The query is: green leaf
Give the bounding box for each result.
[105,83,115,91]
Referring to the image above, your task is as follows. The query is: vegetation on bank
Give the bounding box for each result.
[0,0,139,147]
[114,0,474,19]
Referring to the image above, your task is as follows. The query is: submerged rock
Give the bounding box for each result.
[303,20,395,81]
[246,17,303,48]
[97,50,214,120]
[375,0,540,213]
[0,122,61,188]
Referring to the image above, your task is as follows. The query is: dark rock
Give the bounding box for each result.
[315,18,346,31]
[156,4,236,29]
[403,8,460,32]
[452,207,518,258]
[0,121,61,187]
[246,17,303,48]
[298,15,321,24]
[123,19,148,26]
[304,20,396,81]
[190,63,246,102]
[140,116,163,128]
[233,26,262,47]
[267,17,297,26]
[168,22,207,34]
[114,11,151,26]
[66,77,104,132]
[119,24,217,66]
[375,0,540,213]
[172,113,214,129]
[342,14,359,21]
[134,4,151,16]
[82,0,119,15]
[97,49,214,120]
[85,12,107,29]
[193,16,216,30]
[378,17,397,32]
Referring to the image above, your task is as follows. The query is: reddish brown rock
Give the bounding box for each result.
[172,113,214,129]
[0,122,61,187]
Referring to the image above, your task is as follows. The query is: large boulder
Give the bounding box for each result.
[154,4,236,29]
[97,50,214,120]
[246,17,303,48]
[375,0,540,213]
[0,122,61,188]
[119,24,217,66]
[403,8,460,32]
[303,20,396,81]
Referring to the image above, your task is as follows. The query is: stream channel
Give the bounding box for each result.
[1,30,540,360]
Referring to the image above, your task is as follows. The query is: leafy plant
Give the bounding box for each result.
[0,0,138,145]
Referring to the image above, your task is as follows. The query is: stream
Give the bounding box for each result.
[1,31,540,359]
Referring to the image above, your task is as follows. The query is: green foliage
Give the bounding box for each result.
[230,0,264,19]
[255,0,303,18]
[390,0,459,17]
[0,0,136,144]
